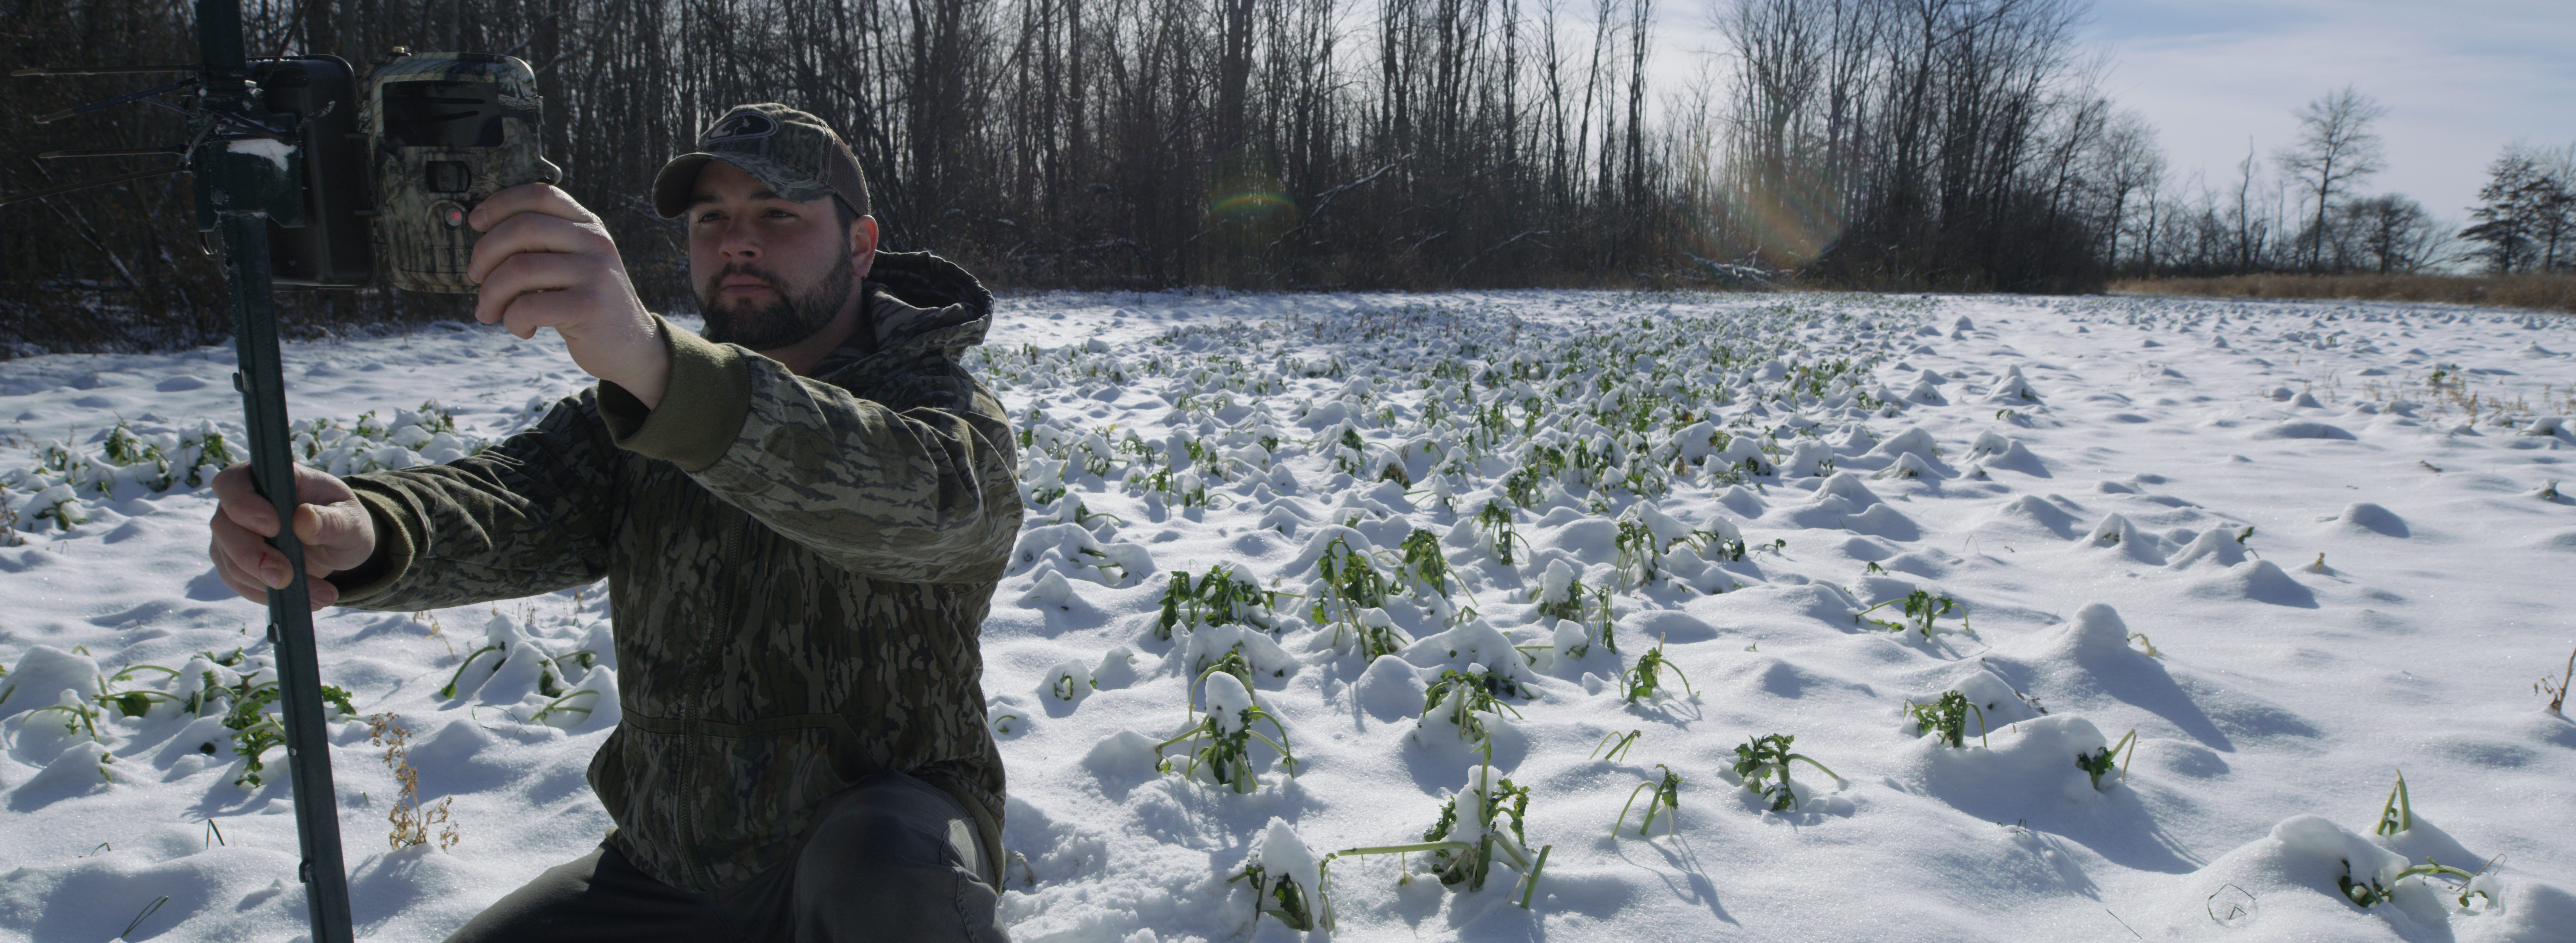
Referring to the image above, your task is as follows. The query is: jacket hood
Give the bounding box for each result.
[865,251,992,357]
[817,250,993,378]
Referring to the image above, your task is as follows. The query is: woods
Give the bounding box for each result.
[3,0,2569,356]
[4,0,1693,353]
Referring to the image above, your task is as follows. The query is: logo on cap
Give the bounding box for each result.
[705,111,778,144]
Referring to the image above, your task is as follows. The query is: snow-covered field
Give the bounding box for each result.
[1,290,2572,943]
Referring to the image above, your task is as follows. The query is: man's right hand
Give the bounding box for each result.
[206,462,378,610]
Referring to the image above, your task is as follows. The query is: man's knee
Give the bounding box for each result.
[445,844,751,943]
[804,775,983,874]
[791,774,1008,942]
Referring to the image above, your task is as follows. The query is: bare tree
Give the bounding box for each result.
[2275,85,2387,272]
[2090,109,2163,275]
[2232,140,2267,272]
[2340,194,2435,274]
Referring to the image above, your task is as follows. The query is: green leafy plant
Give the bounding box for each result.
[1155,668,1298,794]
[1732,733,1840,811]
[1050,666,1091,702]
[1329,749,1553,907]
[1620,637,1696,704]
[1614,765,1683,837]
[113,893,169,939]
[1155,564,1291,641]
[1704,534,1748,562]
[1530,568,1587,624]
[23,697,104,742]
[1421,667,1527,743]
[97,663,183,718]
[1397,528,1458,600]
[1310,538,1394,647]
[1613,518,1659,587]
[435,639,592,700]
[1474,501,1529,565]
[1905,690,1987,748]
[1231,858,1332,931]
[1191,646,1259,708]
[527,687,602,725]
[1501,465,1546,507]
[1332,427,1368,476]
[2374,769,2413,836]
[1590,729,1642,764]
[2339,857,2489,909]
[2076,729,2139,790]
[1853,589,1966,640]
[222,678,358,788]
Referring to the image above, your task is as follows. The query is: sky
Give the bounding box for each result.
[2079,0,2576,230]
[1645,0,2576,235]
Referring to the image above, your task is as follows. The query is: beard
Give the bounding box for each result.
[696,250,855,349]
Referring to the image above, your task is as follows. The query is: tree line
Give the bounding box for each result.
[1,0,2567,355]
[2082,87,2574,281]
[4,0,1683,352]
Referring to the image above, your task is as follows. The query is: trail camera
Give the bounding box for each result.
[360,51,560,292]
[6,47,559,294]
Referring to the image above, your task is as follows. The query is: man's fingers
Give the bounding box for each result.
[210,462,276,537]
[211,505,287,586]
[212,543,333,611]
[210,524,290,594]
[292,501,375,571]
[209,547,273,603]
[293,463,360,505]
[307,579,339,611]
[467,209,613,286]
[489,283,615,345]
[466,182,595,234]
[474,250,600,330]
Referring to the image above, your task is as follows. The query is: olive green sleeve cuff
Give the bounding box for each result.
[326,487,419,607]
[598,315,753,473]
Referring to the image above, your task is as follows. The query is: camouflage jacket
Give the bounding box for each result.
[334,251,1020,894]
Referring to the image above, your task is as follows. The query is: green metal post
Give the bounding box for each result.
[197,2,357,941]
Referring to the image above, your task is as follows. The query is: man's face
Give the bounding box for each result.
[686,160,867,349]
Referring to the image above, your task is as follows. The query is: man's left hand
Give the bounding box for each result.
[468,183,672,409]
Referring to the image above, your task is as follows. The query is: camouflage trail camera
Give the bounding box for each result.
[246,49,558,293]
[11,48,558,293]
[360,50,560,293]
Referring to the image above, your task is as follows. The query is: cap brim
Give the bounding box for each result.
[652,152,837,219]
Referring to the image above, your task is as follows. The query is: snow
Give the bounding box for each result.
[3,292,2575,941]
[220,138,296,174]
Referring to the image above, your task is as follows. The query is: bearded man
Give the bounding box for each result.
[205,103,1020,942]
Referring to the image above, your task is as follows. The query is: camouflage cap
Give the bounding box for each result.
[653,103,872,220]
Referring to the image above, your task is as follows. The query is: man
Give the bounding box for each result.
[204,103,1021,942]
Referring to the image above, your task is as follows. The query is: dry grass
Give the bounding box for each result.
[368,713,460,851]
[2111,273,2576,315]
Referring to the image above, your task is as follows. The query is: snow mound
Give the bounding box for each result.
[2250,421,2357,441]
[2332,501,2411,537]
[2188,559,2320,608]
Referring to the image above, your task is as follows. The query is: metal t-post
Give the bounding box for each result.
[197,1,356,940]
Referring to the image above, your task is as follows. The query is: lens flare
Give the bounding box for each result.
[1702,153,1852,269]
[1209,192,1296,220]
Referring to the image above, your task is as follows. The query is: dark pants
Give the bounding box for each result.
[444,773,1010,943]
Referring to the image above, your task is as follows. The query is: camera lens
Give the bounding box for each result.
[426,161,471,193]
[433,201,468,229]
